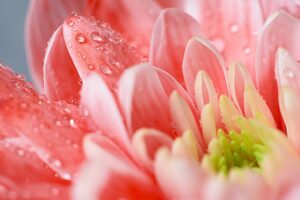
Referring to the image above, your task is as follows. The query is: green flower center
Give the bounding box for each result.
[203,129,267,174]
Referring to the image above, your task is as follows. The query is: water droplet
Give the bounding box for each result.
[51,188,60,196]
[69,119,77,128]
[77,79,83,86]
[17,149,24,156]
[61,172,72,180]
[212,38,225,52]
[55,120,62,126]
[68,21,74,27]
[53,159,62,168]
[75,33,86,44]
[100,65,113,75]
[88,64,94,70]
[81,55,87,60]
[91,31,103,42]
[283,67,295,78]
[243,46,251,55]
[229,23,239,33]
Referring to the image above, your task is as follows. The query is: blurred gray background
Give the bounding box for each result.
[0,0,30,80]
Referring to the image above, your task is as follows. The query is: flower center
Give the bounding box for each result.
[203,129,267,174]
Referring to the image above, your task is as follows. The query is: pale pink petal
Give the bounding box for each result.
[0,96,92,180]
[25,0,85,87]
[86,0,162,55]
[192,0,263,79]
[81,73,132,154]
[200,104,217,146]
[256,11,300,127]
[183,37,228,98]
[279,87,300,151]
[260,0,300,19]
[219,95,241,132]
[149,8,201,85]
[73,139,164,200]
[132,129,173,170]
[44,26,81,104]
[156,67,198,119]
[63,14,142,92]
[154,148,206,199]
[227,62,254,114]
[117,63,174,137]
[169,91,204,153]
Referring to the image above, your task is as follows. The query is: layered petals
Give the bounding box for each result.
[150,8,201,84]
[25,0,85,87]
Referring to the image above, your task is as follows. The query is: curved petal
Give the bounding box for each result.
[72,138,163,200]
[256,11,300,127]
[86,0,162,55]
[63,14,142,92]
[117,63,173,137]
[44,26,81,104]
[132,128,173,170]
[192,0,263,79]
[149,8,201,85]
[260,0,300,19]
[183,37,228,99]
[80,73,132,153]
[0,96,92,180]
[154,148,206,199]
[25,0,85,87]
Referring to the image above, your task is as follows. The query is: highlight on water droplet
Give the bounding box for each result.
[283,67,295,78]
[75,33,86,44]
[243,46,251,55]
[99,65,113,75]
[229,23,239,33]
[91,31,104,43]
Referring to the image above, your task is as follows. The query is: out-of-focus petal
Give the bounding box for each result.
[132,129,173,170]
[25,0,85,88]
[154,148,205,199]
[193,0,263,79]
[150,8,201,85]
[183,37,228,98]
[260,0,300,19]
[256,11,300,128]
[44,26,81,104]
[73,137,164,200]
[81,73,132,154]
[63,14,142,92]
[118,63,173,137]
[0,98,91,180]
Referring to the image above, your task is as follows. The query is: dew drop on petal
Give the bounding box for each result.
[69,119,77,128]
[88,64,94,70]
[17,149,24,156]
[91,31,103,43]
[99,65,113,75]
[51,188,60,196]
[243,46,251,55]
[75,33,86,44]
[283,67,295,78]
[229,23,239,33]
[211,38,225,52]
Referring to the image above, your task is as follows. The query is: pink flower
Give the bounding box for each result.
[0,0,299,199]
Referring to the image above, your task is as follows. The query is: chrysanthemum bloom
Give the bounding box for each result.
[0,0,300,199]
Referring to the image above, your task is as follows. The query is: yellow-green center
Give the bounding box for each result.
[204,129,267,174]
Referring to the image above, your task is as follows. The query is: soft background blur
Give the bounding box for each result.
[0,0,30,80]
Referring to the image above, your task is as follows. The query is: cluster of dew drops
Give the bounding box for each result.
[66,13,142,78]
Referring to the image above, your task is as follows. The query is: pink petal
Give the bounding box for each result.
[256,11,300,127]
[73,139,163,200]
[0,96,92,180]
[25,0,85,87]
[63,14,143,92]
[260,0,300,19]
[85,0,162,55]
[154,148,206,199]
[80,73,132,154]
[44,26,81,104]
[0,138,70,199]
[227,62,255,113]
[183,37,228,98]
[149,8,201,85]
[117,63,174,137]
[193,0,263,79]
[132,128,173,170]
